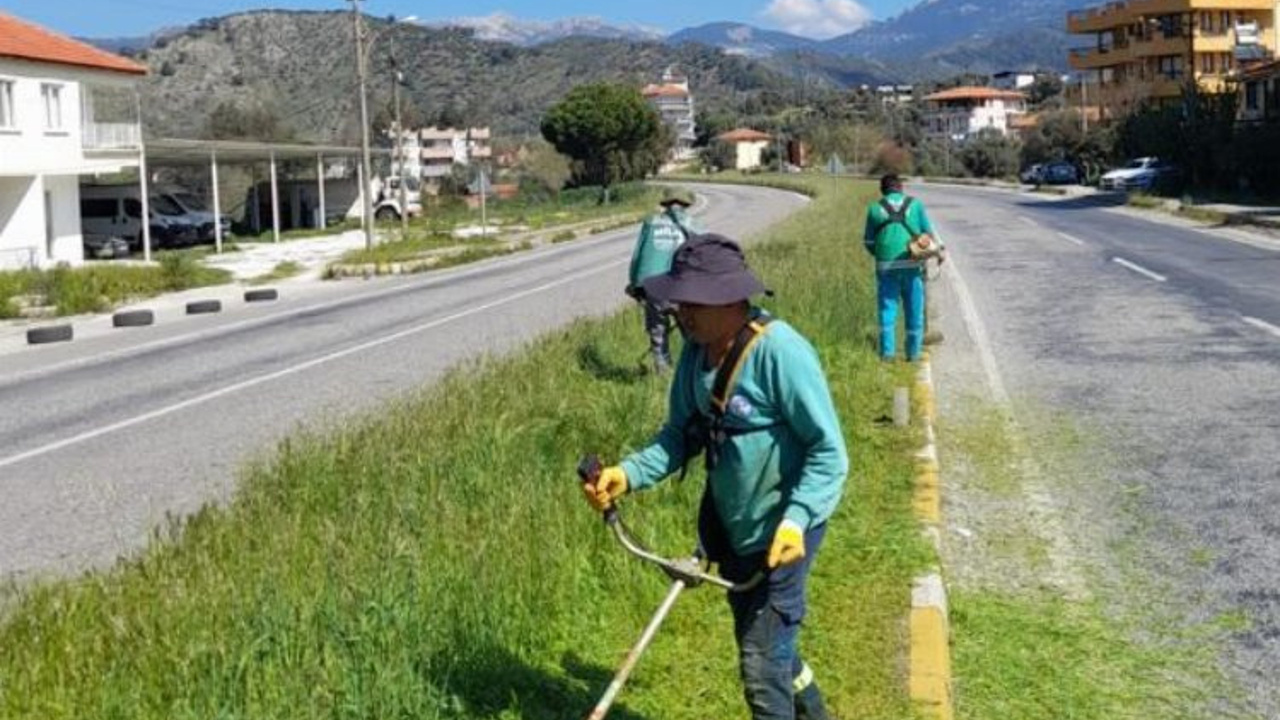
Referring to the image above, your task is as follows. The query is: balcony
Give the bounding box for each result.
[1068,0,1276,34]
[1070,46,1130,69]
[81,121,140,151]
[421,145,455,160]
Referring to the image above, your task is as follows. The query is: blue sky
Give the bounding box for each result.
[5,0,920,40]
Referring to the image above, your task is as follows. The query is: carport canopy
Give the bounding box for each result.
[135,137,391,255]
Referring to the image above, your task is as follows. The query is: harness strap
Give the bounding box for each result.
[711,318,772,418]
[872,196,917,239]
[665,207,693,241]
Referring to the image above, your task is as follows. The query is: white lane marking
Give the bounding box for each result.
[1057,232,1086,246]
[1018,215,1039,227]
[1243,316,1280,339]
[1112,257,1167,283]
[0,259,626,471]
[0,229,632,388]
[937,220,1010,405]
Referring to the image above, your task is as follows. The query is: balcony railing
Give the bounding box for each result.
[82,121,140,150]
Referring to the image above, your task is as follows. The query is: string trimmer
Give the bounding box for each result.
[576,455,762,720]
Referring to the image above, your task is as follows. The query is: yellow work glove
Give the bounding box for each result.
[582,465,628,512]
[767,519,806,568]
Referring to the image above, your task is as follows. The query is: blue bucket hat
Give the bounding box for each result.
[642,234,768,306]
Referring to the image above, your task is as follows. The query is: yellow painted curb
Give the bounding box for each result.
[914,466,941,525]
[910,602,953,720]
[909,360,953,720]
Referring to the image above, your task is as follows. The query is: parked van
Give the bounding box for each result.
[153,185,232,241]
[79,184,200,250]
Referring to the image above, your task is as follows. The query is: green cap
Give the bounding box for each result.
[659,187,694,207]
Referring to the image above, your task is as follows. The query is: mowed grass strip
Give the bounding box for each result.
[0,176,932,719]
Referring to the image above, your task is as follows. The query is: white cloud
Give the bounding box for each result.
[762,0,873,39]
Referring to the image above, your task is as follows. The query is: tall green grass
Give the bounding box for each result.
[0,253,230,318]
[0,177,930,719]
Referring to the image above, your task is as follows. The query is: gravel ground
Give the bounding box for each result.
[917,184,1280,719]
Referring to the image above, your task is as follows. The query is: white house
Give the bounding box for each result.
[0,12,146,269]
[716,128,773,170]
[921,86,1029,140]
[643,66,697,160]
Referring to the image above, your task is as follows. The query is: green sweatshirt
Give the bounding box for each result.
[628,208,697,287]
[620,313,849,555]
[862,191,937,268]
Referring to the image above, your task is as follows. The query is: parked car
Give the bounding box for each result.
[1099,157,1178,192]
[1021,161,1079,186]
[1041,161,1080,185]
[82,233,130,259]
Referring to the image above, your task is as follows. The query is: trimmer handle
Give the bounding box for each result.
[577,454,618,525]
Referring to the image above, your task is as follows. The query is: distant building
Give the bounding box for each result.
[875,84,915,106]
[716,128,772,170]
[642,66,697,160]
[0,11,146,268]
[414,126,492,181]
[922,87,1029,140]
[992,71,1037,91]
[1067,0,1279,114]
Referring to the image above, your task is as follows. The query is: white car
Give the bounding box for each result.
[1099,157,1174,192]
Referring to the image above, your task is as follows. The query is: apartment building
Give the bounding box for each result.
[921,87,1029,140]
[1067,0,1278,113]
[642,66,697,160]
[415,126,491,182]
[0,12,146,269]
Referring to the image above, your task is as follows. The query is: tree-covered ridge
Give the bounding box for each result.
[129,11,820,144]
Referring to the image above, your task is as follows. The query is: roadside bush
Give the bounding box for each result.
[960,129,1021,179]
[870,141,914,176]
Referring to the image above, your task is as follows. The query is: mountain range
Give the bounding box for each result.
[434,0,1080,78]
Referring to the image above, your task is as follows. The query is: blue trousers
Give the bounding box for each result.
[877,268,924,361]
[721,524,831,720]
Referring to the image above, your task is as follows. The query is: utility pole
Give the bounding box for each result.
[349,0,374,251]
[1081,73,1089,133]
[390,30,408,241]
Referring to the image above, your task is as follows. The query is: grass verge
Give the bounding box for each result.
[942,397,1255,720]
[0,176,932,719]
[0,252,231,318]
[247,261,304,286]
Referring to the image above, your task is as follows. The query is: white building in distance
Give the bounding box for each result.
[643,66,697,160]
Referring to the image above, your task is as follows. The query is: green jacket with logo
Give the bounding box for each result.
[620,313,849,555]
[862,191,937,270]
[628,208,698,287]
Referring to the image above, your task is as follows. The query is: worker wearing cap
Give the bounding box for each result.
[586,234,848,720]
[627,187,699,372]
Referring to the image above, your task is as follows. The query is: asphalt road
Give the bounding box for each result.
[919,185,1280,717]
[0,182,808,582]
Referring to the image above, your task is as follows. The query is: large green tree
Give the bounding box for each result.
[540,83,667,199]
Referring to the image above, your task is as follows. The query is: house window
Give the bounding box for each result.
[0,80,13,129]
[41,83,63,130]
[1245,81,1259,111]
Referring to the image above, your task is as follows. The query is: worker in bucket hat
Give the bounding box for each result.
[626,187,700,372]
[585,234,848,720]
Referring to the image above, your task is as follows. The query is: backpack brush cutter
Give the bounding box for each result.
[576,455,763,720]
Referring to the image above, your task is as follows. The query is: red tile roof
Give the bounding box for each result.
[642,83,689,98]
[0,12,147,75]
[924,86,1026,102]
[717,128,772,143]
